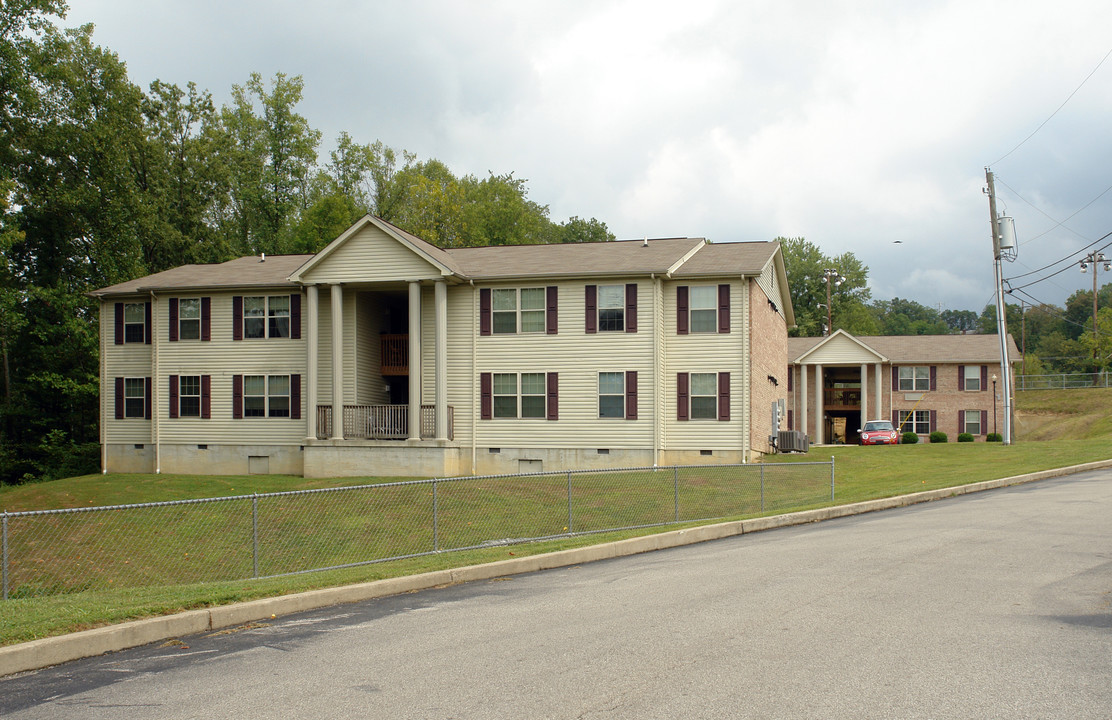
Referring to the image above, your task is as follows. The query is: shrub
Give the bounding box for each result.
[986,433,1003,442]
[901,432,919,444]
[929,431,948,443]
[957,433,975,442]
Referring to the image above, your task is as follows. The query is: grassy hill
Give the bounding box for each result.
[1015,387,1112,441]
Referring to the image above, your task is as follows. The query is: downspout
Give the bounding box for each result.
[150,290,160,474]
[470,279,477,474]
[653,273,664,466]
[742,278,750,462]
[100,300,107,474]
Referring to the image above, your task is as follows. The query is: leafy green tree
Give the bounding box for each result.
[554,215,614,244]
[871,298,948,335]
[460,172,551,247]
[940,309,978,333]
[778,237,872,337]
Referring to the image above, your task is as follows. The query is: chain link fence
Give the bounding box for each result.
[2,460,834,600]
[1016,372,1112,390]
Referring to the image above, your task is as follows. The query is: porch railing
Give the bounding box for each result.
[823,388,861,408]
[316,404,453,440]
[380,334,408,375]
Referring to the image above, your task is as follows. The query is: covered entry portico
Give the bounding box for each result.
[792,330,888,445]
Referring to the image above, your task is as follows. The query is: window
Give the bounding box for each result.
[123,303,145,343]
[597,285,625,332]
[492,288,545,334]
[481,372,557,420]
[599,373,625,418]
[963,365,982,391]
[493,373,545,418]
[124,378,146,418]
[243,375,290,417]
[963,410,982,435]
[179,375,201,417]
[179,299,201,340]
[241,296,291,339]
[898,366,930,391]
[689,286,717,333]
[690,373,718,419]
[898,410,930,435]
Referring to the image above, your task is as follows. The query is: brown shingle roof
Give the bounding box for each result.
[447,237,707,279]
[88,254,312,297]
[671,241,778,277]
[789,333,1021,364]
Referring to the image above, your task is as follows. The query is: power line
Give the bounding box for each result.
[991,45,1112,166]
[995,177,1112,247]
[1004,232,1112,288]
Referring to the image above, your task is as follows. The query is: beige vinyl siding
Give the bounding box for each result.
[101,300,153,443]
[663,281,747,450]
[354,292,388,405]
[156,291,307,445]
[460,279,656,450]
[802,334,882,365]
[755,260,785,321]
[300,224,443,284]
[313,290,360,407]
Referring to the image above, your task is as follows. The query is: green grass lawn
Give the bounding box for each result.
[2,390,1110,648]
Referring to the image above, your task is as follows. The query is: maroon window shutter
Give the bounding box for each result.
[677,286,689,335]
[625,283,637,333]
[957,365,964,391]
[981,410,988,433]
[479,288,491,336]
[201,297,211,341]
[168,299,179,342]
[981,365,988,390]
[232,374,243,419]
[232,296,243,341]
[144,302,152,344]
[626,371,638,420]
[677,372,689,421]
[585,285,597,334]
[114,377,124,419]
[892,366,899,391]
[291,374,302,419]
[892,410,899,428]
[201,375,211,419]
[788,409,794,430]
[546,286,558,334]
[958,413,964,436]
[929,366,937,391]
[718,372,731,421]
[290,293,302,340]
[718,284,731,333]
[144,377,152,418]
[929,410,936,433]
[480,373,492,419]
[787,366,793,392]
[547,372,559,420]
[114,303,124,344]
[169,375,179,418]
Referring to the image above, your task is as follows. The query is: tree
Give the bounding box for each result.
[871,298,948,335]
[778,237,873,337]
[941,309,978,333]
[460,172,551,247]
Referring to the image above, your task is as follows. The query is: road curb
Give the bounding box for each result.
[3,458,1110,677]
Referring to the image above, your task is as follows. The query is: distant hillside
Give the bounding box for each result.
[1015,388,1112,441]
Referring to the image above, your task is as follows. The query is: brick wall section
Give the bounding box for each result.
[749,281,788,456]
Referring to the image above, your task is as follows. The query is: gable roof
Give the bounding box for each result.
[670,241,779,277]
[789,332,1020,364]
[449,237,708,279]
[88,254,311,298]
[793,329,888,363]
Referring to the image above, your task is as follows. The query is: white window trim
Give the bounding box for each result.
[598,372,626,419]
[899,409,930,434]
[492,372,547,419]
[123,303,145,344]
[123,377,146,418]
[898,366,930,392]
[243,374,291,418]
[597,284,625,333]
[963,410,982,435]
[963,366,981,391]
[492,288,545,335]
[179,298,201,341]
[243,296,290,339]
[689,372,718,420]
[689,286,718,334]
[179,375,201,417]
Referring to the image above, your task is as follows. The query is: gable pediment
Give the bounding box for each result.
[291,217,452,284]
[796,330,886,364]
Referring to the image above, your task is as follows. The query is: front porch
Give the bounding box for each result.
[316,404,454,440]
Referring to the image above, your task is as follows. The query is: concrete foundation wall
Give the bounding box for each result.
[158,444,304,476]
[470,447,658,476]
[104,444,156,473]
[303,441,462,478]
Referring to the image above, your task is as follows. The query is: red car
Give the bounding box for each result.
[859,420,899,445]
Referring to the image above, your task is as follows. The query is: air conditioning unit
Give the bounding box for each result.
[777,430,810,453]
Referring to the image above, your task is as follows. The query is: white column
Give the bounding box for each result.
[434,279,448,440]
[408,281,422,441]
[860,363,868,423]
[330,284,344,440]
[814,363,824,444]
[306,285,319,441]
[800,363,808,438]
[876,363,884,423]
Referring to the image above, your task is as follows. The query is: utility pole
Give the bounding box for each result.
[822,268,845,336]
[985,168,1013,444]
[1079,251,1108,362]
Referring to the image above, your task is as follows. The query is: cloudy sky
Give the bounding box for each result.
[60,0,1112,312]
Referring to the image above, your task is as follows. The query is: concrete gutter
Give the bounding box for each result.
[3,458,1110,677]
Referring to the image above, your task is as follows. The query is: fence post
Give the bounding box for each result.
[830,456,835,501]
[566,472,573,533]
[252,494,259,579]
[2,511,8,601]
[673,466,679,522]
[760,465,765,513]
[433,480,439,552]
